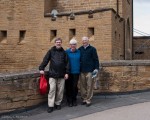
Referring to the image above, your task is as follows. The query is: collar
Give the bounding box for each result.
[69,48,77,53]
[83,44,90,49]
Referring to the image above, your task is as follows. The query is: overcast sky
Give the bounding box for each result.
[134,0,150,36]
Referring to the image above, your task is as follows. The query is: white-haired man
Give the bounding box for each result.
[79,36,100,107]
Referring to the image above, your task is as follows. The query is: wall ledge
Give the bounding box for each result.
[101,60,150,67]
[0,60,150,81]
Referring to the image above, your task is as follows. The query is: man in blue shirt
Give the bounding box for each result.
[79,36,99,107]
[65,39,80,107]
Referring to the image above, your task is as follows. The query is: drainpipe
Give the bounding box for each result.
[131,0,133,59]
[117,0,119,14]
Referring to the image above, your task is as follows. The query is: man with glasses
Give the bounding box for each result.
[39,38,69,113]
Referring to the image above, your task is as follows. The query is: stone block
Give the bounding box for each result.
[7,101,26,110]
[0,103,7,110]
[0,92,7,99]
[26,99,47,107]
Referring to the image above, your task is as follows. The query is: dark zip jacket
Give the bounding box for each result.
[79,45,99,72]
[39,46,70,78]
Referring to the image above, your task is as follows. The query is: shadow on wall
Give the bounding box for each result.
[44,0,65,14]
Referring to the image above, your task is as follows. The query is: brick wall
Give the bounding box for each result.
[0,60,150,113]
[0,6,124,72]
[0,0,46,72]
[46,10,122,61]
[121,0,133,59]
[45,0,118,13]
[0,0,132,72]
[111,12,125,60]
[133,36,150,60]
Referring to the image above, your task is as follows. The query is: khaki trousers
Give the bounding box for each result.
[48,78,65,107]
[80,72,94,104]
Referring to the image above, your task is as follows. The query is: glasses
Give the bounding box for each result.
[56,42,62,44]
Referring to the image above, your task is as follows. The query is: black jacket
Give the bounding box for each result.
[39,46,70,78]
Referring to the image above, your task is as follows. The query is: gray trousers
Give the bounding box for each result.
[48,78,65,107]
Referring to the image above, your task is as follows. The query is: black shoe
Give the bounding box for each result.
[73,101,77,106]
[47,107,53,113]
[86,103,91,107]
[68,103,73,107]
[55,105,61,110]
[81,101,86,105]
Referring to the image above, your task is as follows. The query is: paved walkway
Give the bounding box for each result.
[1,91,150,120]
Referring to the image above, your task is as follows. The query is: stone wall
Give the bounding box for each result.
[0,0,45,72]
[98,60,150,92]
[45,9,124,60]
[133,36,150,60]
[0,4,124,73]
[0,60,150,113]
[45,0,117,13]
[0,0,133,73]
[0,71,47,113]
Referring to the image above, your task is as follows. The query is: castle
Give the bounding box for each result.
[1,1,150,113]
[0,0,133,72]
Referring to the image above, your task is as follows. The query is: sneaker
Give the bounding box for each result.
[55,105,61,110]
[47,107,53,113]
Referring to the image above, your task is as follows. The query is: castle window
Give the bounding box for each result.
[135,51,144,54]
[69,29,76,40]
[88,27,94,41]
[0,30,7,44]
[115,31,117,39]
[19,30,26,43]
[50,30,57,42]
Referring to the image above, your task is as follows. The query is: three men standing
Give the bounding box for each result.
[39,36,100,113]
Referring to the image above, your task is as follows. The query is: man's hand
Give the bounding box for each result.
[64,74,69,80]
[93,69,98,73]
[40,70,44,74]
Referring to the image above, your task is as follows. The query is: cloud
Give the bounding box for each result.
[135,0,150,3]
[134,0,150,36]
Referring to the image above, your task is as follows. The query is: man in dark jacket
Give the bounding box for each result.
[39,38,69,113]
[79,36,100,107]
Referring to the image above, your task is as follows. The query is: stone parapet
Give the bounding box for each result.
[0,60,150,113]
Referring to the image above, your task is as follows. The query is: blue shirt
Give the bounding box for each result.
[66,48,80,74]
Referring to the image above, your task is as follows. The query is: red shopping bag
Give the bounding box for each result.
[39,74,48,95]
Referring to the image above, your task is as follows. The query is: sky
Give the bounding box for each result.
[134,0,150,36]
